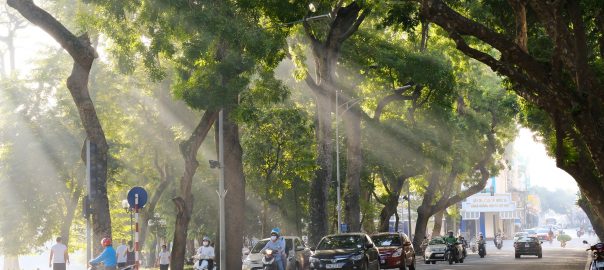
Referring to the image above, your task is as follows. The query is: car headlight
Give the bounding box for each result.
[310,257,320,264]
[393,248,403,257]
[425,247,432,253]
[351,254,364,261]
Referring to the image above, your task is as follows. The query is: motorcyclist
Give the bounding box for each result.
[477,235,487,255]
[197,236,215,269]
[261,228,286,270]
[89,238,117,270]
[458,236,468,257]
[548,229,555,243]
[443,231,459,259]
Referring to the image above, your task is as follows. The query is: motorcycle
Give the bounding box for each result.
[478,242,486,258]
[584,241,604,270]
[192,254,213,270]
[495,237,503,250]
[262,248,279,270]
[469,239,477,253]
[444,243,464,265]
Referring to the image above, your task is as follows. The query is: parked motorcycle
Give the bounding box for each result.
[262,248,279,270]
[584,240,604,270]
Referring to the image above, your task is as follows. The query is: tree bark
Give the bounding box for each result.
[222,106,246,270]
[431,210,444,238]
[7,0,111,254]
[60,182,82,247]
[376,176,406,232]
[578,195,604,241]
[344,107,362,232]
[302,1,369,246]
[140,160,173,253]
[170,110,218,270]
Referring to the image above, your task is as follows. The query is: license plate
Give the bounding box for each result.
[435,254,444,257]
[525,244,530,248]
[326,263,344,269]
[380,259,385,264]
[596,261,604,268]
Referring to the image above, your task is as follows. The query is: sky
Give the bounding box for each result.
[512,128,579,193]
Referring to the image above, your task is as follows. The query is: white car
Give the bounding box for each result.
[242,236,311,270]
[424,238,448,264]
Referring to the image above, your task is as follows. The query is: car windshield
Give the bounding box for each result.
[317,235,363,250]
[371,235,402,247]
[537,229,549,233]
[525,230,536,234]
[429,238,445,245]
[251,240,269,253]
[517,237,538,243]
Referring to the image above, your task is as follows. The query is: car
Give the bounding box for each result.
[371,232,416,270]
[524,229,537,237]
[513,232,528,242]
[535,228,550,241]
[514,236,543,258]
[309,233,380,270]
[424,238,448,264]
[242,236,312,270]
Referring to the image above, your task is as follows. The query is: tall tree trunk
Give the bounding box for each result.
[223,107,246,270]
[431,211,444,238]
[376,177,406,232]
[344,108,362,232]
[140,161,173,253]
[60,183,82,247]
[2,256,19,270]
[508,0,528,52]
[7,0,112,254]
[578,195,604,241]
[413,209,430,254]
[303,1,369,245]
[170,111,218,270]
[308,96,332,246]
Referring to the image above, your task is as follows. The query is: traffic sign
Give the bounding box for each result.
[127,187,148,208]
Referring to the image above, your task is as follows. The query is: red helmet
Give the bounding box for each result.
[101,238,112,247]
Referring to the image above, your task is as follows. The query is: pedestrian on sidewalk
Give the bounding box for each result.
[49,237,69,270]
[156,245,170,270]
[116,239,128,268]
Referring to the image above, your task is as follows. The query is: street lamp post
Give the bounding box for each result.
[209,109,226,269]
[122,199,134,243]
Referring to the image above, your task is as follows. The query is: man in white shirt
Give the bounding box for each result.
[49,237,69,270]
[116,239,128,268]
[197,237,215,269]
[156,245,170,270]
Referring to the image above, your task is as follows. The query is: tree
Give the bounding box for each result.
[411,0,604,233]
[7,0,112,254]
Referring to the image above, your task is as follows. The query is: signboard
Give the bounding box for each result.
[127,187,148,208]
[462,193,516,212]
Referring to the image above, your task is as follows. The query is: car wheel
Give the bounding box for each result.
[515,253,520,259]
[424,260,429,264]
[431,261,436,264]
[538,253,542,258]
[459,259,464,263]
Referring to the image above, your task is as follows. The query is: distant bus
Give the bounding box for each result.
[545,218,557,226]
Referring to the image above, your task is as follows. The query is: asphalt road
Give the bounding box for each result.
[413,237,594,270]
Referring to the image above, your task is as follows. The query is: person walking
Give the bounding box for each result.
[116,239,128,268]
[49,237,69,270]
[126,240,136,266]
[156,245,170,270]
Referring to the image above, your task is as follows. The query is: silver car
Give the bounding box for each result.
[242,236,311,270]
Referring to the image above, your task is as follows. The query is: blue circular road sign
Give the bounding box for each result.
[127,187,148,208]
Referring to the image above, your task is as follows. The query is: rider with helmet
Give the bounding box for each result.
[89,237,117,270]
[443,231,459,259]
[262,228,286,270]
[196,236,215,269]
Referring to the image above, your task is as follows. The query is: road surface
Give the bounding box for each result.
[414,236,595,270]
